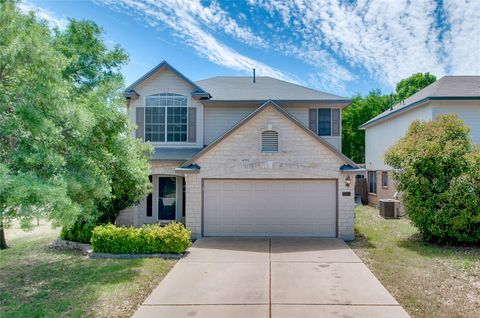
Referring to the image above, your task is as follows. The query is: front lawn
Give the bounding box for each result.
[0,221,176,317]
[349,206,480,318]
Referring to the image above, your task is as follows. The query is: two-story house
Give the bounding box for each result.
[116,61,363,240]
[360,76,480,209]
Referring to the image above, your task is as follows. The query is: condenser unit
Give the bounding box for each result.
[379,199,400,218]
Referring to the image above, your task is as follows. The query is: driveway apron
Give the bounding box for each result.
[133,237,410,318]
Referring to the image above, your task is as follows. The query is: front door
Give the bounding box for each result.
[158,177,176,220]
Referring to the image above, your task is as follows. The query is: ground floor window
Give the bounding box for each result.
[369,171,377,194]
[382,171,389,188]
[146,175,153,217]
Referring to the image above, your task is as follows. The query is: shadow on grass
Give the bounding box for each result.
[396,232,480,260]
[348,228,376,250]
[0,244,147,318]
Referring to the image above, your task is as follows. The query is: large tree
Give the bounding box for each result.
[342,73,437,163]
[394,72,436,102]
[342,91,390,163]
[0,1,151,248]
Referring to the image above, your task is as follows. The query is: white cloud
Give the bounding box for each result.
[249,0,479,87]
[18,1,68,30]
[442,0,480,74]
[285,47,356,92]
[96,0,293,81]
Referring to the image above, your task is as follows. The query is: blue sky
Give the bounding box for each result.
[20,0,480,97]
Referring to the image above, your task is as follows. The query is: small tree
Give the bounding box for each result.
[385,115,480,244]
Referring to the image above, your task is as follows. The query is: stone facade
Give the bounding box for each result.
[183,105,356,240]
[118,105,357,240]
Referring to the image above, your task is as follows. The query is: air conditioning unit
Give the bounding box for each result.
[379,199,400,218]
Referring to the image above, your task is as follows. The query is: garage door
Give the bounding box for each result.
[203,179,336,237]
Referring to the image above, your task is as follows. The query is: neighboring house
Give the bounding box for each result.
[360,76,480,209]
[116,61,363,240]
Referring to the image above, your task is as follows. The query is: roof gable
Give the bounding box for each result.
[361,76,480,128]
[181,100,358,167]
[124,61,210,97]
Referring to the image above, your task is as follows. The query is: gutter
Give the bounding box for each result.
[201,99,352,107]
[360,96,480,129]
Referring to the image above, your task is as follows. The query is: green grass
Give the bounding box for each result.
[0,222,176,318]
[349,206,480,318]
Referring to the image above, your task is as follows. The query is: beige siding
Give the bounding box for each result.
[204,106,256,145]
[185,106,356,240]
[283,107,309,126]
[204,105,342,151]
[128,68,204,147]
[431,100,480,144]
[365,105,433,170]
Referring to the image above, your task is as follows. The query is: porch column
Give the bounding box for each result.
[175,176,183,222]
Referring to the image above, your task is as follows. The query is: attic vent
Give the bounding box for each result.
[261,130,278,152]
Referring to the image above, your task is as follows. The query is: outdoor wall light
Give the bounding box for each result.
[345,175,351,187]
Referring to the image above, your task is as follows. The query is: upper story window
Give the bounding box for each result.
[310,108,340,137]
[145,93,188,142]
[317,109,332,136]
[261,130,279,152]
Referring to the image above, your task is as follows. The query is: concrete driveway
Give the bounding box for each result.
[133,238,410,318]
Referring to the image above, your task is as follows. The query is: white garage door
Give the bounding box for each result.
[203,179,337,237]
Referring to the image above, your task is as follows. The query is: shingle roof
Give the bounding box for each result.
[360,76,480,128]
[195,76,350,102]
[181,100,359,168]
[152,148,203,161]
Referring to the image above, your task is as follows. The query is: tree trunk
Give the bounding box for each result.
[0,219,7,249]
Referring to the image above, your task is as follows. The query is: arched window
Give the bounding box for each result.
[145,93,188,142]
[261,130,279,152]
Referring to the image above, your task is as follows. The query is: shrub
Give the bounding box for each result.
[385,114,480,244]
[60,221,96,243]
[91,222,191,254]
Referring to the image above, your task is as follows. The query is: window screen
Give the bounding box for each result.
[317,109,331,136]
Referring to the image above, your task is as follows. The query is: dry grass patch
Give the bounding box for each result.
[349,206,480,318]
[0,221,176,317]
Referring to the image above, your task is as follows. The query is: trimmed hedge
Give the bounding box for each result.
[91,222,191,254]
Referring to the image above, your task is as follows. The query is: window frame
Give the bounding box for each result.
[144,93,189,143]
[382,171,389,189]
[317,108,332,136]
[368,171,377,194]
